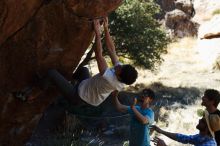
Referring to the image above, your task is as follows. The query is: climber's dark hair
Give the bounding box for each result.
[119,64,138,85]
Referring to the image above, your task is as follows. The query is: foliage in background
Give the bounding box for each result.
[212,9,220,15]
[107,0,170,69]
[79,0,170,70]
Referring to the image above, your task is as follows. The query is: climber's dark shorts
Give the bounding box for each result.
[48,67,91,106]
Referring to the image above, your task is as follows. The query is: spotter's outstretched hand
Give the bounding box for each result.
[151,137,167,146]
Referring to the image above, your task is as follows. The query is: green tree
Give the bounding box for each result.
[108,0,170,69]
[79,0,170,69]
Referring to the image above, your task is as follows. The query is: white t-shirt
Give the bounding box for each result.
[78,67,125,106]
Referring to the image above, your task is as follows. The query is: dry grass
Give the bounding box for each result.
[168,37,197,51]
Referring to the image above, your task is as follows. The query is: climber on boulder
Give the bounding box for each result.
[47,17,138,107]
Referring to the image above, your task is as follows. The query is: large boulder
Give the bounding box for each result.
[175,0,195,17]
[165,9,198,37]
[157,0,198,38]
[0,0,122,146]
[165,9,189,28]
[173,19,199,37]
[0,0,122,92]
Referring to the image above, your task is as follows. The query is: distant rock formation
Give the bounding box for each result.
[157,0,198,38]
[175,0,195,17]
[165,9,199,37]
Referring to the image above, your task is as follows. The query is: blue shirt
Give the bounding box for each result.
[176,134,217,146]
[127,106,154,146]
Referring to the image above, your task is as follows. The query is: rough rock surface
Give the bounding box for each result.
[0,0,122,92]
[157,0,198,37]
[156,0,175,17]
[175,0,195,17]
[0,0,122,145]
[165,9,189,28]
[173,20,198,37]
[165,9,198,37]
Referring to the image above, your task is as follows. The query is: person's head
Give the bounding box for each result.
[201,89,220,108]
[196,117,212,136]
[115,64,138,85]
[139,88,155,105]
